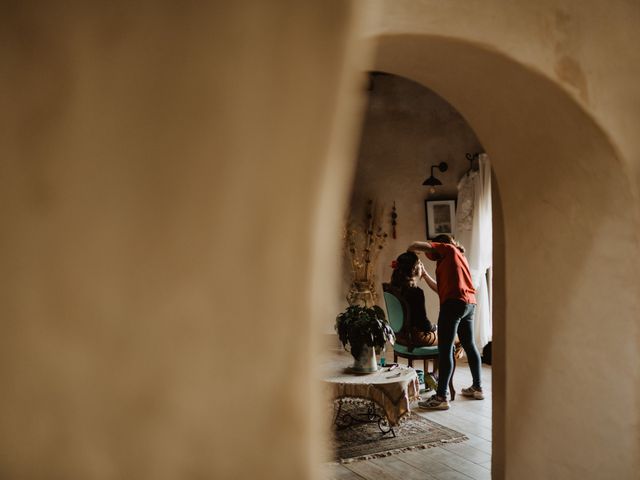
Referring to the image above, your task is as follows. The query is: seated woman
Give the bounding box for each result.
[384,251,439,348]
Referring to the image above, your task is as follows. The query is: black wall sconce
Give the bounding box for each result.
[422,161,448,193]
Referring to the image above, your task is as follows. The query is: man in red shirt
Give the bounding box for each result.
[409,235,483,410]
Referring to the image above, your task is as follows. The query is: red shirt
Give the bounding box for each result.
[426,242,476,304]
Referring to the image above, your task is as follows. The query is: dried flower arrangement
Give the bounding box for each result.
[344,200,388,306]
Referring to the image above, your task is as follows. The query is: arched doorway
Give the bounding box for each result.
[361,33,638,479]
[337,70,495,476]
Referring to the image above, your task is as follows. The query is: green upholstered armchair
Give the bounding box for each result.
[382,283,457,400]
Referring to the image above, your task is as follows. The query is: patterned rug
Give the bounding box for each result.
[332,404,467,463]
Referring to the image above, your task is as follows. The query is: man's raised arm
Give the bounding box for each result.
[408,241,436,254]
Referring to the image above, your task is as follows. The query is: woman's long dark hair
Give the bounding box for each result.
[390,251,420,288]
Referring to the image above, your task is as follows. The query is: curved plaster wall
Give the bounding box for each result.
[373,33,639,479]
[0,2,369,479]
[364,0,640,190]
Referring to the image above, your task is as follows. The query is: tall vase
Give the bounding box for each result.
[347,281,375,307]
[352,344,378,372]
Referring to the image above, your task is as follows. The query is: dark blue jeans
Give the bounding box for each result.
[436,300,481,398]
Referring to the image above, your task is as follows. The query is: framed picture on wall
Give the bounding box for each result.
[425,200,456,239]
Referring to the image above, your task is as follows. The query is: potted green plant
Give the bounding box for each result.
[335,305,395,372]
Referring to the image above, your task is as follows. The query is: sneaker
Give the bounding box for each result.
[461,386,485,400]
[418,394,450,410]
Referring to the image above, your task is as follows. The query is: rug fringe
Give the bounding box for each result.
[338,436,469,463]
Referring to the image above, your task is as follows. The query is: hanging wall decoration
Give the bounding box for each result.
[391,202,398,239]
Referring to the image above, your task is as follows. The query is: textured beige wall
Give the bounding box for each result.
[0,2,369,479]
[364,1,640,479]
[348,73,483,317]
[2,1,638,479]
[366,0,640,188]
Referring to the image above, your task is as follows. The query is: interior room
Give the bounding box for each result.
[345,72,488,322]
[1,2,638,480]
[326,71,495,478]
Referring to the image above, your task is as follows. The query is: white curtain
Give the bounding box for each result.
[455,154,493,349]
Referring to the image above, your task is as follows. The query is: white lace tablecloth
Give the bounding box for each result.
[324,365,420,426]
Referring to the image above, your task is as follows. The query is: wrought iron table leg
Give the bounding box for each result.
[333,400,395,437]
[377,416,396,438]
